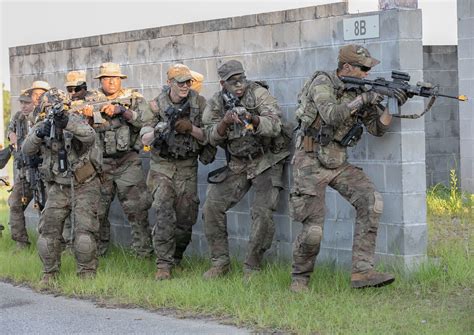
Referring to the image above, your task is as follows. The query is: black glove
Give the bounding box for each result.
[393,88,408,106]
[54,112,69,129]
[35,120,52,139]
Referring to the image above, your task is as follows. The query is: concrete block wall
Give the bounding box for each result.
[423,46,460,187]
[457,0,474,192]
[11,2,427,269]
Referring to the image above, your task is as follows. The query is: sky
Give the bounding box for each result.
[0,0,458,90]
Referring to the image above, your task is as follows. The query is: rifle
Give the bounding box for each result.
[26,155,46,210]
[340,70,468,119]
[68,96,132,124]
[145,100,191,152]
[13,117,29,206]
[222,91,254,136]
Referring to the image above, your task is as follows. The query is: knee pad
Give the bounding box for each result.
[371,191,384,214]
[305,226,322,246]
[74,234,96,264]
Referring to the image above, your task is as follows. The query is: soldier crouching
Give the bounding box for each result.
[22,89,101,284]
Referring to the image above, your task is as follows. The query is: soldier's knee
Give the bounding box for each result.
[305,226,322,246]
[353,191,383,215]
[74,233,96,263]
[203,199,225,217]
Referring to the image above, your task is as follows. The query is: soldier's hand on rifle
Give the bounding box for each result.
[79,105,94,117]
[100,104,116,116]
[54,112,69,129]
[223,110,241,125]
[35,120,52,139]
[8,133,17,148]
[361,91,384,106]
[175,119,193,134]
[393,88,408,106]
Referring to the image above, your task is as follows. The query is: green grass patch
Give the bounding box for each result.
[1,168,473,334]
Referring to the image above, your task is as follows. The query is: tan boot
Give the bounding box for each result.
[351,270,395,289]
[203,265,229,280]
[155,268,171,281]
[289,277,309,293]
[39,273,58,286]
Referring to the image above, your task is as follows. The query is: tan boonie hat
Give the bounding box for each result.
[190,70,204,93]
[19,89,32,103]
[66,70,86,87]
[218,60,245,81]
[338,44,380,68]
[94,62,127,79]
[167,64,193,82]
[27,80,51,92]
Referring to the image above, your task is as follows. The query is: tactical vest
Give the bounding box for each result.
[154,90,203,160]
[225,81,272,159]
[92,89,142,158]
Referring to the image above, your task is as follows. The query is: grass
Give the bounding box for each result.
[0,170,473,334]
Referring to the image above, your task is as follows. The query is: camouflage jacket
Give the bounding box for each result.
[296,70,389,167]
[87,88,150,159]
[140,89,211,179]
[8,111,35,163]
[22,113,97,186]
[203,81,289,179]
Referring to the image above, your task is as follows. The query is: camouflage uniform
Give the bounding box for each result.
[22,89,101,277]
[7,110,36,246]
[291,68,390,283]
[141,87,213,271]
[91,87,153,257]
[202,75,289,272]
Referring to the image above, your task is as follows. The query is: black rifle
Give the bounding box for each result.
[26,155,46,210]
[340,70,468,119]
[150,100,191,151]
[222,91,254,136]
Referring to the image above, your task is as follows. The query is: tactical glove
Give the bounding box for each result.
[54,112,69,129]
[35,120,52,139]
[361,91,384,106]
[175,119,193,134]
[393,88,408,106]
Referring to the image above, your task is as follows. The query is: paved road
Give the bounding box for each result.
[0,282,249,334]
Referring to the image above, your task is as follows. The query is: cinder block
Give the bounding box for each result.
[274,214,291,243]
[30,43,46,55]
[347,134,367,161]
[232,14,257,29]
[257,52,286,79]
[149,37,173,62]
[257,11,285,25]
[336,249,352,269]
[402,163,426,193]
[272,22,301,50]
[109,43,129,64]
[194,31,219,58]
[367,132,402,162]
[459,59,474,80]
[9,55,23,76]
[128,41,150,64]
[380,192,403,224]
[243,26,273,53]
[399,41,423,70]
[46,41,63,52]
[90,46,111,68]
[314,46,339,71]
[228,237,248,259]
[143,28,161,40]
[402,193,427,224]
[334,194,355,220]
[321,219,338,249]
[387,224,427,256]
[272,78,301,105]
[316,2,347,18]
[457,0,473,19]
[159,24,184,37]
[284,49,318,78]
[81,36,100,48]
[170,34,195,60]
[375,223,387,253]
[315,247,337,267]
[401,132,425,162]
[398,9,422,40]
[9,46,17,57]
[300,19,333,48]
[218,29,245,56]
[285,6,316,22]
[187,18,232,34]
[242,54,259,79]
[16,45,31,56]
[378,10,399,41]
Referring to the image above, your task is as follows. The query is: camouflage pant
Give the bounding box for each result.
[147,166,199,269]
[8,177,33,244]
[290,149,383,279]
[98,154,153,257]
[202,163,283,270]
[37,177,100,274]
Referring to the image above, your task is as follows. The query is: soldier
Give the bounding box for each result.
[91,62,153,257]
[201,60,290,280]
[6,90,37,249]
[22,88,101,284]
[62,70,101,250]
[289,44,408,292]
[141,64,215,280]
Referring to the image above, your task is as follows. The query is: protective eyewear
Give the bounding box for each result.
[226,76,247,86]
[174,79,193,88]
[352,64,371,73]
[67,86,84,93]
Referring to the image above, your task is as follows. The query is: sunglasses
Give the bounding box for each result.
[174,79,193,88]
[67,86,84,93]
[226,76,247,86]
[351,64,371,72]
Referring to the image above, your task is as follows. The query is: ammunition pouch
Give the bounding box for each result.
[103,125,131,156]
[207,166,229,184]
[227,136,264,159]
[199,145,217,165]
[74,160,96,184]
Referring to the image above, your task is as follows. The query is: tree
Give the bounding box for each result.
[2,83,11,144]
